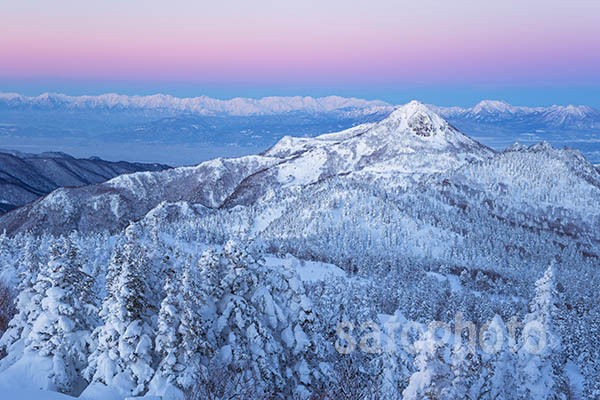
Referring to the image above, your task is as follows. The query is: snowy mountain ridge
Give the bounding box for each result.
[0,92,392,117]
[0,150,169,215]
[2,92,598,122]
[432,99,598,118]
[2,93,598,165]
[0,101,496,233]
[432,100,600,128]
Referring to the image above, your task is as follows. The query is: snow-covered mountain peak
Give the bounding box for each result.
[386,100,439,120]
[253,101,496,198]
[528,141,555,153]
[269,100,489,156]
[544,104,598,119]
[504,142,529,152]
[559,104,595,115]
[380,100,449,137]
[472,100,516,114]
[363,101,493,155]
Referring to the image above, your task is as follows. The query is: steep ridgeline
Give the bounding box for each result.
[0,151,169,215]
[0,101,493,234]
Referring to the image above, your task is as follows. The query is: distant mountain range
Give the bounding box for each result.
[2,93,598,127]
[433,99,600,130]
[0,93,598,165]
[0,92,391,116]
[0,150,169,215]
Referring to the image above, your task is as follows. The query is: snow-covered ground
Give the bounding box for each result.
[265,254,346,282]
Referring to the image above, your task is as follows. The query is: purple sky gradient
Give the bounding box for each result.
[1,0,599,105]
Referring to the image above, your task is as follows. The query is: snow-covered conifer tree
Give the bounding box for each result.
[85,225,155,397]
[24,237,96,393]
[517,265,567,400]
[147,255,185,399]
[479,314,518,400]
[448,335,480,399]
[403,326,452,400]
[0,236,40,356]
[178,251,216,385]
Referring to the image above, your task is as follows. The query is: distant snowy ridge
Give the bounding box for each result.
[2,92,598,122]
[0,92,393,117]
[431,99,599,117]
[3,93,598,165]
[431,100,600,128]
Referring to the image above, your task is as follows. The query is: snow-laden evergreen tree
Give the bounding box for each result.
[173,241,324,399]
[178,251,216,386]
[257,252,323,397]
[24,237,96,393]
[517,265,567,400]
[448,334,480,399]
[85,225,155,397]
[377,325,412,400]
[214,241,282,396]
[378,350,404,400]
[0,231,10,273]
[479,314,518,400]
[0,236,40,357]
[154,259,180,373]
[147,254,185,399]
[149,250,221,399]
[403,326,453,400]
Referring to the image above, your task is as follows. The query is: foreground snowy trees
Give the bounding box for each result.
[150,241,322,399]
[27,237,96,392]
[148,254,208,398]
[0,237,96,393]
[0,225,579,399]
[398,265,569,400]
[7,229,312,398]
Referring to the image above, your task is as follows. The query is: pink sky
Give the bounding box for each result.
[1,0,599,86]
